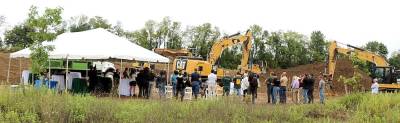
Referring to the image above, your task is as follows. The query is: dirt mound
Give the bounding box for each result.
[260,59,371,95]
[0,53,31,84]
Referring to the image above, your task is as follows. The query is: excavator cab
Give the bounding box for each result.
[373,67,398,84]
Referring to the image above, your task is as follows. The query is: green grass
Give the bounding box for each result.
[0,86,399,123]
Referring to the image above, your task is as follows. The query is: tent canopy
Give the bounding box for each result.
[10,28,169,63]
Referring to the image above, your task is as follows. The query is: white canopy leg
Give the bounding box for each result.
[19,58,22,85]
[6,55,11,84]
[48,59,51,88]
[65,56,69,92]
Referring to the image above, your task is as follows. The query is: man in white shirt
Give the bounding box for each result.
[241,73,249,96]
[371,78,379,94]
[207,70,218,97]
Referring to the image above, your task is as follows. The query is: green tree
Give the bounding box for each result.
[88,16,111,29]
[309,31,327,62]
[186,23,220,59]
[389,51,400,69]
[68,15,92,32]
[219,46,241,69]
[364,41,388,57]
[167,21,183,49]
[266,32,283,68]
[68,15,113,33]
[110,21,125,36]
[249,25,269,67]
[283,31,309,67]
[3,24,35,49]
[26,6,63,74]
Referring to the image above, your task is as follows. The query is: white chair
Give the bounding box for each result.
[184,87,193,100]
[165,86,173,99]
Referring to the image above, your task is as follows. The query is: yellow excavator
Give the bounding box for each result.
[326,41,400,91]
[173,30,261,79]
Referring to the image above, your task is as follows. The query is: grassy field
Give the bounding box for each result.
[0,86,399,123]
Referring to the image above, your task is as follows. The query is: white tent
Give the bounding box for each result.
[10,28,169,63]
[7,28,170,90]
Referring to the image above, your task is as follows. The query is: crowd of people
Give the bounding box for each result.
[113,65,385,105]
[116,66,330,104]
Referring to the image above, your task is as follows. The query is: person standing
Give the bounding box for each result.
[136,69,144,98]
[241,73,250,98]
[291,76,300,104]
[308,74,315,104]
[207,70,218,98]
[318,75,326,104]
[183,72,190,87]
[233,73,242,96]
[280,72,288,104]
[266,72,276,103]
[371,78,379,94]
[129,69,138,97]
[222,73,232,96]
[147,69,156,98]
[249,73,258,104]
[272,73,281,104]
[302,74,311,104]
[170,71,178,96]
[142,67,151,99]
[156,70,167,99]
[190,69,201,99]
[176,71,185,101]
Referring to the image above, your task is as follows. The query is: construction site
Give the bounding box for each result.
[1,0,400,122]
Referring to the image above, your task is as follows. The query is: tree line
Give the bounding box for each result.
[0,6,399,71]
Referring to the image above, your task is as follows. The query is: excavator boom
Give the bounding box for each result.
[326,41,399,90]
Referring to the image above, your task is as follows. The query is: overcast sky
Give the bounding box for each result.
[0,0,399,56]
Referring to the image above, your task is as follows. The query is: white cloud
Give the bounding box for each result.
[0,0,399,55]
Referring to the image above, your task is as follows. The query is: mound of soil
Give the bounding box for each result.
[0,53,31,84]
[259,59,372,95]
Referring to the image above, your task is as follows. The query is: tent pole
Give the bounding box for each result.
[19,58,22,84]
[48,59,51,88]
[6,55,11,85]
[119,59,123,98]
[65,56,69,92]
[167,62,170,85]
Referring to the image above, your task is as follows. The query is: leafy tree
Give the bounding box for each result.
[364,41,388,57]
[3,24,35,49]
[68,15,92,32]
[219,46,242,69]
[29,44,54,74]
[26,6,62,74]
[186,23,220,59]
[266,32,282,68]
[167,21,183,49]
[131,28,152,49]
[26,6,63,42]
[309,31,327,62]
[339,65,363,94]
[249,25,269,67]
[110,21,125,36]
[88,16,111,29]
[389,52,400,69]
[156,17,171,48]
[283,31,309,67]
